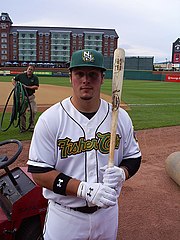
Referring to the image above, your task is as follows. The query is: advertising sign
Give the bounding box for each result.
[165,74,180,82]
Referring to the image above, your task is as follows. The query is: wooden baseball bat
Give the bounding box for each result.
[108,48,125,167]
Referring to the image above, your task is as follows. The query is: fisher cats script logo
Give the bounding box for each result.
[82,51,95,62]
[57,132,120,158]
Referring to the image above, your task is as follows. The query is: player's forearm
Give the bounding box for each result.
[32,170,59,190]
[32,170,80,196]
[66,178,81,196]
[25,85,39,90]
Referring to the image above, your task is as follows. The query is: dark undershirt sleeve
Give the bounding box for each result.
[28,165,54,173]
[119,156,141,179]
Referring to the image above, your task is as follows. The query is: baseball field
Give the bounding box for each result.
[0,76,180,239]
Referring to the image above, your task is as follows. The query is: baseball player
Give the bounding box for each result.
[27,49,141,240]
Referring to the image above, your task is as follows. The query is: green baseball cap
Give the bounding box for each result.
[69,49,106,71]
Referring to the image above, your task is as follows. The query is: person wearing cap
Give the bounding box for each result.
[27,49,141,240]
[12,64,39,132]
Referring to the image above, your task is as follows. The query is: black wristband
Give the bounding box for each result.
[53,173,72,196]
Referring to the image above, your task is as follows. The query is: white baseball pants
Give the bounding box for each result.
[43,200,118,240]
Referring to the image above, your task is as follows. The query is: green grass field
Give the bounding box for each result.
[0,76,180,141]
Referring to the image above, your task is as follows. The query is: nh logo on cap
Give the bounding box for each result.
[82,51,95,62]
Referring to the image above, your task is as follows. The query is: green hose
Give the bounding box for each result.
[0,82,32,132]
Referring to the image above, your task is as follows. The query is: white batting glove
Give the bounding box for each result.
[77,182,117,208]
[101,165,126,195]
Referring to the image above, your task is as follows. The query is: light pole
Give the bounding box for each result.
[166,58,168,70]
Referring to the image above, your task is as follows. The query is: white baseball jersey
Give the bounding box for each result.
[28,97,141,207]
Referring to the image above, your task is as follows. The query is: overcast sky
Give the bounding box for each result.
[1,0,180,62]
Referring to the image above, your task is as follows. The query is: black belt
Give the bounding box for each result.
[55,202,100,214]
[73,205,100,214]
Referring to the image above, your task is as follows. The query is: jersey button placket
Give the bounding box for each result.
[86,125,97,181]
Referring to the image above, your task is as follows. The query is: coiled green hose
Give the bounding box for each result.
[0,82,32,132]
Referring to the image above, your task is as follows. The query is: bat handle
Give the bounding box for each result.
[108,160,114,168]
[108,111,118,168]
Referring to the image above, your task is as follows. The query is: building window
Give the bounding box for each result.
[1,50,7,54]
[78,34,83,39]
[1,38,7,43]
[1,44,7,48]
[1,55,7,60]
[62,34,68,39]
[175,54,180,61]
[1,24,6,29]
[1,33,7,37]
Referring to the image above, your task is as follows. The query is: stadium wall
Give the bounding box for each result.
[1,67,180,82]
[105,70,165,80]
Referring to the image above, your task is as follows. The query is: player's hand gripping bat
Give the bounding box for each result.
[108,48,125,167]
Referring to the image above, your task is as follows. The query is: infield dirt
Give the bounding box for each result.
[0,82,129,111]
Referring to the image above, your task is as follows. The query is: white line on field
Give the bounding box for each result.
[128,103,180,106]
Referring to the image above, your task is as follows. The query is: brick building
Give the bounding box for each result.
[0,12,118,68]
